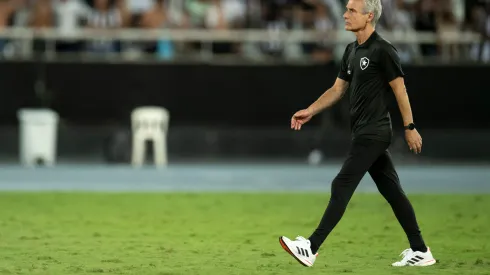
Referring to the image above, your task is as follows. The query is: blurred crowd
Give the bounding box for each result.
[0,0,489,63]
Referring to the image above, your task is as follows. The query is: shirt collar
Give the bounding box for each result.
[355,30,378,48]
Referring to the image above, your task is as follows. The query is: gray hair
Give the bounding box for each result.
[363,0,382,27]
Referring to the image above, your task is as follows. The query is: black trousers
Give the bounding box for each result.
[308,138,426,253]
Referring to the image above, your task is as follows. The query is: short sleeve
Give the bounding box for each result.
[338,44,353,82]
[381,45,405,82]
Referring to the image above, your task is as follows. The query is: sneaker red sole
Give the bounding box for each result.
[278,237,309,267]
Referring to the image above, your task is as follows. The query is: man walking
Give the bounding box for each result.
[279,0,436,268]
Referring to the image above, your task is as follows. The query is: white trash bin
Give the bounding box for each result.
[17,108,59,167]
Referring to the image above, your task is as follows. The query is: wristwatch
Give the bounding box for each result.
[404,123,416,130]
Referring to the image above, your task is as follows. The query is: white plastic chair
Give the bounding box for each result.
[131,106,170,167]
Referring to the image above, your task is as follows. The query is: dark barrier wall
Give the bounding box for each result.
[0,61,489,130]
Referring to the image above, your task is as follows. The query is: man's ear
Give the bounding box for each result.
[367,12,374,23]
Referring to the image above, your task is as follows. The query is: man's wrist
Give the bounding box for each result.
[307,106,317,116]
[404,122,416,130]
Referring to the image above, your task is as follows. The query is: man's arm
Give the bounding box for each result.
[306,78,350,116]
[291,44,352,131]
[389,76,422,154]
[389,77,413,126]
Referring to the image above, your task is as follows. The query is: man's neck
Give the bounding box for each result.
[355,25,375,45]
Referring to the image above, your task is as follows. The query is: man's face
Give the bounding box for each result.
[343,0,372,32]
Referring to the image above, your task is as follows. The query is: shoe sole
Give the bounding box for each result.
[416,259,437,266]
[393,259,437,267]
[278,237,309,267]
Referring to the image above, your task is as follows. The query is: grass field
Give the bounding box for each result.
[0,192,488,275]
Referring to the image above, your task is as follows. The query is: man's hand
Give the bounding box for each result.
[405,129,422,154]
[291,109,313,130]
[290,78,348,131]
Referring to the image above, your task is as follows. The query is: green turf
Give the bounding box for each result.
[0,192,488,275]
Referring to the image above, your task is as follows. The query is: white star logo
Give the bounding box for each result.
[360,57,370,70]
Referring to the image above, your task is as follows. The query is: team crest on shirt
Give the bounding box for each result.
[360,57,370,70]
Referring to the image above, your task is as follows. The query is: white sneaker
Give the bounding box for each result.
[392,247,437,267]
[279,236,318,267]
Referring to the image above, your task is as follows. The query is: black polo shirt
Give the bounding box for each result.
[338,31,404,142]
